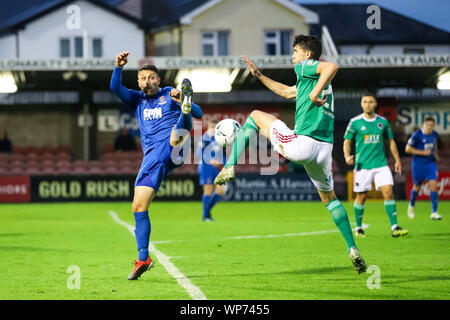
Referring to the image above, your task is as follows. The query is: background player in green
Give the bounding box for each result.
[343,93,408,238]
[215,35,367,274]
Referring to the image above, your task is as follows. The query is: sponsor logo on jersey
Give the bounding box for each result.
[361,126,366,131]
[364,134,381,144]
[143,107,162,120]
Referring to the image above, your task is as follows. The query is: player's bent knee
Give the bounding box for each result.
[132,201,149,213]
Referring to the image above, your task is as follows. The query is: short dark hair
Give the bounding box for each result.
[361,92,376,99]
[424,116,435,124]
[138,64,159,77]
[293,34,322,60]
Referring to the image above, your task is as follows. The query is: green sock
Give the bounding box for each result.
[384,200,398,228]
[225,117,258,168]
[326,199,357,251]
[354,201,365,229]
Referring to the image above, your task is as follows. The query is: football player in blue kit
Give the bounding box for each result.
[197,119,226,221]
[405,116,442,220]
[110,51,203,280]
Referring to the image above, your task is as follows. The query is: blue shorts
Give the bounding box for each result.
[198,163,219,185]
[135,139,183,192]
[412,161,438,185]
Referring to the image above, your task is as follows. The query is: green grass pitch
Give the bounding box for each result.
[0,201,448,300]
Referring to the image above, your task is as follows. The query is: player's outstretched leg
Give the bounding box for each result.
[214,116,258,185]
[325,197,367,273]
[174,78,193,137]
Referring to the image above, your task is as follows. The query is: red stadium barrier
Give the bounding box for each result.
[0,176,31,202]
[406,172,450,200]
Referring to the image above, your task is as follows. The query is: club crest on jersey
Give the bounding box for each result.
[143,107,162,120]
[377,123,383,130]
[157,96,167,105]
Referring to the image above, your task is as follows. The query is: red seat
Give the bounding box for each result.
[57,146,70,154]
[103,145,114,154]
[12,146,26,154]
[104,167,120,175]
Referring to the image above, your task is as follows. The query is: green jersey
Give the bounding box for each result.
[344,114,394,170]
[294,59,334,144]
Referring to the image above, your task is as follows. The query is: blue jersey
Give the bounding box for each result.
[110,67,202,155]
[408,129,439,167]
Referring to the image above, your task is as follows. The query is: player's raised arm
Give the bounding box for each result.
[242,55,296,99]
[110,51,139,108]
[309,61,339,107]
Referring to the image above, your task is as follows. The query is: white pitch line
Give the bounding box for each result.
[152,224,370,244]
[108,210,207,300]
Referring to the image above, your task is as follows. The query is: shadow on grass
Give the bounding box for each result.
[189,266,351,279]
[0,233,26,237]
[421,233,450,238]
[0,246,69,252]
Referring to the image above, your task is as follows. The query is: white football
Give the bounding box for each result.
[214,119,242,147]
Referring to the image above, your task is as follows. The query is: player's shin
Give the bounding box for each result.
[430,191,438,213]
[326,199,357,251]
[410,189,418,207]
[133,211,151,261]
[354,202,365,229]
[225,116,258,168]
[175,112,192,135]
[384,200,398,229]
[202,194,212,219]
[209,192,221,210]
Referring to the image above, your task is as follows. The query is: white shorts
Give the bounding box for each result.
[270,120,333,191]
[353,165,394,193]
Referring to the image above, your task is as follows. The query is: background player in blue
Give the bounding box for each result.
[405,116,442,220]
[110,51,203,280]
[197,120,226,222]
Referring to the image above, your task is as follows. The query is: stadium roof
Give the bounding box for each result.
[0,0,139,36]
[302,3,450,45]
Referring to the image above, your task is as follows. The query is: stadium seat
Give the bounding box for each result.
[10,167,24,175]
[25,146,39,154]
[12,146,26,154]
[102,145,114,155]
[10,153,24,161]
[103,152,115,161]
[40,167,57,175]
[104,166,120,175]
[56,160,71,168]
[56,152,71,161]
[10,160,24,169]
[57,146,71,154]
[71,166,87,175]
[41,153,56,161]
[87,167,104,174]
[25,167,40,175]
[41,146,57,154]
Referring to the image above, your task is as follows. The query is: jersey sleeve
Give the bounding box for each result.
[344,120,356,140]
[407,131,420,148]
[110,67,140,110]
[383,121,394,140]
